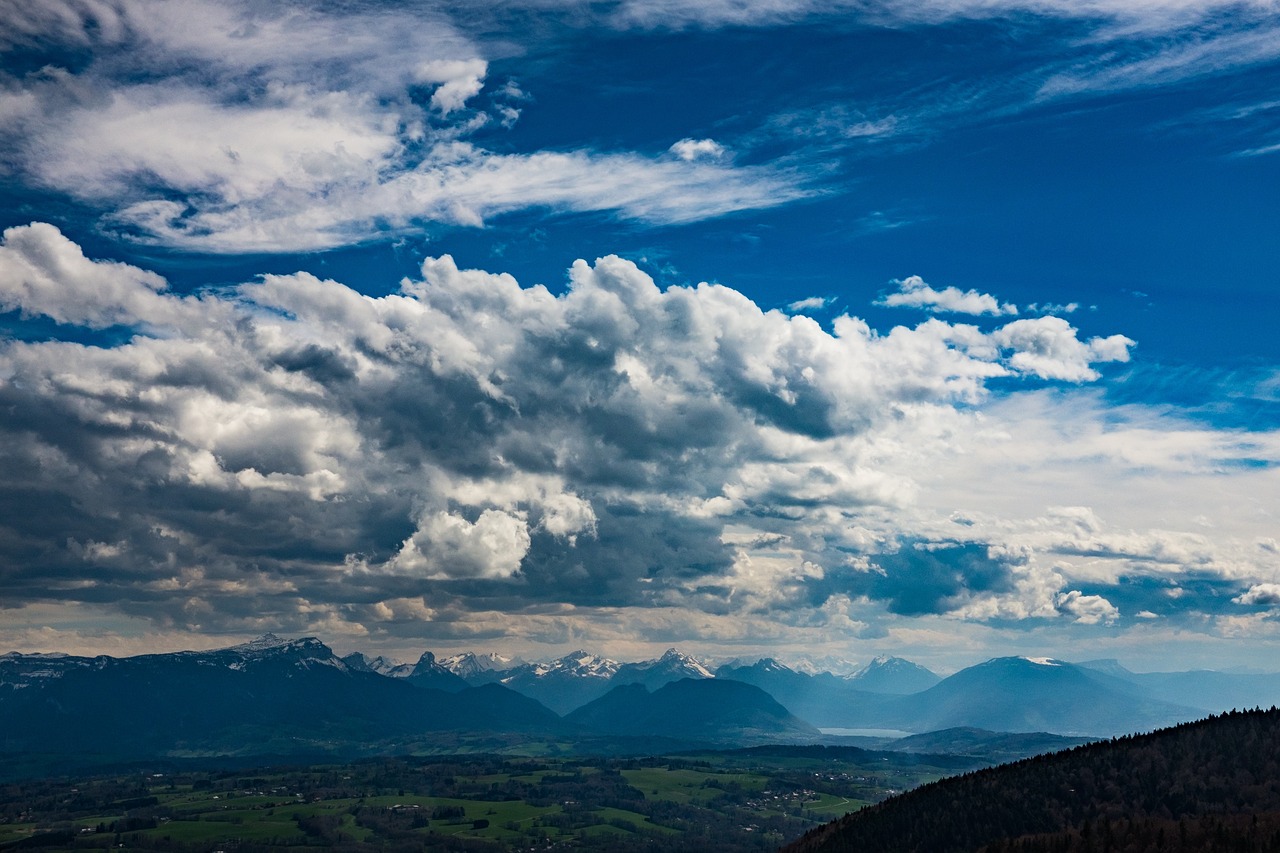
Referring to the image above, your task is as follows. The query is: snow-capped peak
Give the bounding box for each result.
[530,650,619,679]
[646,648,714,678]
[230,633,293,653]
[225,634,332,659]
[440,652,524,678]
[740,657,793,674]
[673,650,714,677]
[1020,656,1063,667]
[214,635,343,673]
[367,655,415,678]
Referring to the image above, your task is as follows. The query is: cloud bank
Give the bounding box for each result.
[3,222,1275,658]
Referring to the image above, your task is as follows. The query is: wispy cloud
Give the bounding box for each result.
[0,0,811,253]
[879,275,1019,317]
[1037,15,1280,98]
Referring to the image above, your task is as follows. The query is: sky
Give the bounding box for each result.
[0,0,1278,673]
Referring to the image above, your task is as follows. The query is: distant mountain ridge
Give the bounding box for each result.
[8,635,1280,769]
[848,655,942,694]
[1074,658,1280,712]
[438,651,525,681]
[886,656,1198,736]
[0,636,852,774]
[0,635,565,765]
[567,678,820,743]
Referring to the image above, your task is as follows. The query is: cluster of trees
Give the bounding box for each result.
[788,708,1280,853]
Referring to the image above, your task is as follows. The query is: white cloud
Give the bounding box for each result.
[992,316,1133,381]
[669,138,727,161]
[0,226,1173,640]
[880,275,1018,317]
[389,509,532,580]
[0,222,186,329]
[604,0,1278,33]
[416,58,489,115]
[787,296,830,312]
[1235,584,1280,607]
[88,141,809,253]
[0,0,809,253]
[1056,590,1120,624]
[1038,19,1280,98]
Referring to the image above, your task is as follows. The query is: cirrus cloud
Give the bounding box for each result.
[0,0,811,253]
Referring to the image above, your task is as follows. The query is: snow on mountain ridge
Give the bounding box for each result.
[440,652,524,678]
[655,647,715,678]
[516,650,620,681]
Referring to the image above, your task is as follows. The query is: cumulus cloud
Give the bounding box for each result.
[388,509,532,579]
[0,225,1164,641]
[669,138,728,161]
[0,222,188,329]
[1055,590,1120,624]
[1235,584,1280,606]
[880,275,1018,316]
[992,316,1134,381]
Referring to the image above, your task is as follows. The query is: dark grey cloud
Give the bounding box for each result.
[814,541,1023,617]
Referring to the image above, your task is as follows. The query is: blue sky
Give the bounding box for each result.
[0,0,1278,671]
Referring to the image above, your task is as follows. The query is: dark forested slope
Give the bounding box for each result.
[785,707,1280,853]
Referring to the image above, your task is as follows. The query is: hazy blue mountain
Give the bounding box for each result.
[889,657,1200,736]
[1072,657,1134,678]
[715,655,1264,736]
[714,658,893,727]
[0,635,564,762]
[566,678,819,743]
[1075,658,1280,713]
[846,655,941,694]
[714,657,811,691]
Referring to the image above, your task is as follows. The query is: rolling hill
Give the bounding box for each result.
[786,707,1280,853]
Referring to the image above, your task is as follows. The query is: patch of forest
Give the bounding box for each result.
[786,707,1280,853]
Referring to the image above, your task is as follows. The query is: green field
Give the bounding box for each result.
[0,748,962,851]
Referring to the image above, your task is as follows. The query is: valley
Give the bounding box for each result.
[0,747,960,852]
[6,635,1280,851]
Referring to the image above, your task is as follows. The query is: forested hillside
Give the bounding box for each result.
[786,708,1280,853]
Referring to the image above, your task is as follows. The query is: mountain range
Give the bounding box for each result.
[4,636,1280,773]
[0,635,564,762]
